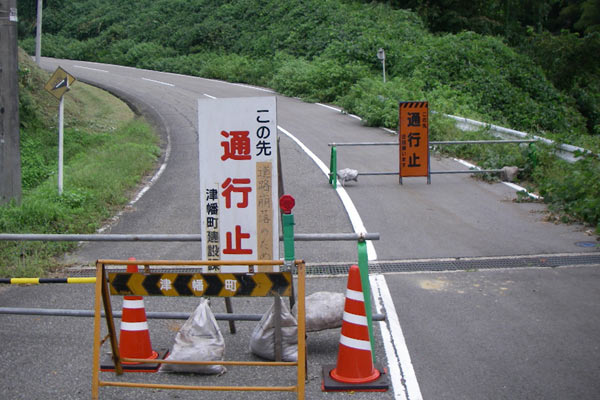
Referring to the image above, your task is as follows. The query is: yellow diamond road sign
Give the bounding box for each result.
[44,67,76,100]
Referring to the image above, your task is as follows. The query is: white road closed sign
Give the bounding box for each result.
[198,97,278,270]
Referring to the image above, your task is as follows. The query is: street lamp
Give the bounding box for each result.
[377,48,386,83]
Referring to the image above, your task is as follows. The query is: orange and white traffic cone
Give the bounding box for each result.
[101,258,166,373]
[322,265,389,391]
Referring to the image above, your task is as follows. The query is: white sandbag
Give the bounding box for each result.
[292,291,345,332]
[160,299,226,374]
[250,297,297,361]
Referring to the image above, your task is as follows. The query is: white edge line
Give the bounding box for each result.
[229,82,275,93]
[371,274,423,400]
[203,93,217,99]
[453,158,541,199]
[141,77,175,87]
[277,125,377,261]
[97,100,172,234]
[315,103,395,133]
[316,103,342,112]
[74,65,108,73]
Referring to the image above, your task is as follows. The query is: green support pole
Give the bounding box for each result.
[282,213,295,262]
[329,146,337,189]
[357,239,375,363]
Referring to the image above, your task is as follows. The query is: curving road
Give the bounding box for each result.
[39,58,597,264]
[0,58,598,400]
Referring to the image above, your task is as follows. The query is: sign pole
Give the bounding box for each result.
[35,0,42,65]
[44,67,76,196]
[58,96,64,195]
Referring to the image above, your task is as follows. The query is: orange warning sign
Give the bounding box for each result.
[399,102,429,179]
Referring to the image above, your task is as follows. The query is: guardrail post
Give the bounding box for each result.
[329,146,337,189]
[357,238,375,363]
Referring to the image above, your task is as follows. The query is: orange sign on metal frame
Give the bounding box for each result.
[399,101,429,184]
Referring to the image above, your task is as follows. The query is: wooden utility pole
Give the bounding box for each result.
[0,0,22,204]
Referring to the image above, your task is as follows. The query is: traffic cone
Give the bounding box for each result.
[322,265,389,391]
[101,258,166,373]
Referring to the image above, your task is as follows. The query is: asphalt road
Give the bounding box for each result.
[0,58,599,399]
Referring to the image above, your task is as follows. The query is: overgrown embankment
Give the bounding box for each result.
[0,50,160,277]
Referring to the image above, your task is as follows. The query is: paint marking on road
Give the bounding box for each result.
[316,103,343,112]
[315,103,395,130]
[452,158,541,199]
[141,77,175,87]
[73,65,108,73]
[97,100,172,234]
[277,125,377,261]
[203,93,217,99]
[229,82,275,93]
[371,274,423,400]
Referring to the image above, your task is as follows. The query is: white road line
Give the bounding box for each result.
[203,93,217,99]
[453,158,541,199]
[73,65,108,73]
[316,103,395,132]
[141,77,175,87]
[229,82,275,93]
[97,98,172,234]
[277,125,377,261]
[316,103,342,112]
[371,274,423,400]
[316,102,363,120]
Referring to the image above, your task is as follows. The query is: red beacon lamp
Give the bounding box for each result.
[279,195,295,214]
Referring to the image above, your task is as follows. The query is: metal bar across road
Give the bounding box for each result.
[328,139,536,147]
[431,140,536,145]
[0,307,386,322]
[357,170,504,176]
[0,232,380,242]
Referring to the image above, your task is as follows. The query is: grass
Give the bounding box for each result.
[0,51,160,278]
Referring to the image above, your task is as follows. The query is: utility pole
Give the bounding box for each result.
[0,0,22,205]
[35,0,42,65]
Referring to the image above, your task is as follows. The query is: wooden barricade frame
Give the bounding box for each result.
[91,259,306,399]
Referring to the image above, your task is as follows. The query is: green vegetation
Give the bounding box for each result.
[12,0,600,237]
[0,50,160,277]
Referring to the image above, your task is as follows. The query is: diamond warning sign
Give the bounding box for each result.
[44,67,76,100]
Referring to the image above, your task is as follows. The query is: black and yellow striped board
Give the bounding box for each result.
[0,277,96,284]
[108,272,292,297]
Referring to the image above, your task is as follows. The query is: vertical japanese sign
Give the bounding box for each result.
[198,97,278,272]
[399,101,429,183]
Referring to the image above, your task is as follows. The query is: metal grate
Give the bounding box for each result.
[306,253,600,275]
[66,253,599,277]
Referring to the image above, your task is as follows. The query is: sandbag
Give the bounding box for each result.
[249,297,297,361]
[160,299,226,375]
[292,291,345,332]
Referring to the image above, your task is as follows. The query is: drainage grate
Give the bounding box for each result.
[66,253,600,277]
[306,253,600,275]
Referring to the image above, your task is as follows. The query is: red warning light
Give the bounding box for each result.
[279,195,296,214]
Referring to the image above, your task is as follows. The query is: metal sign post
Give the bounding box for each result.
[44,67,76,195]
[376,48,386,83]
[58,96,64,194]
